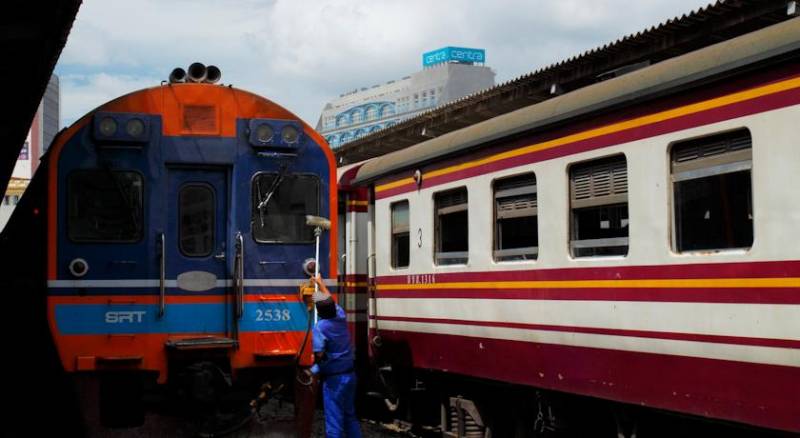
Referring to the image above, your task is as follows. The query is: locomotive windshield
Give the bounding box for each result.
[179,184,215,257]
[252,173,319,243]
[67,170,143,242]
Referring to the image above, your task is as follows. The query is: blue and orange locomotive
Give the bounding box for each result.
[2,63,337,430]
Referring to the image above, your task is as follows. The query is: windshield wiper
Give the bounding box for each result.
[256,164,288,227]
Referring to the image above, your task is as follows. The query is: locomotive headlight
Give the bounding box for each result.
[69,258,89,277]
[94,112,149,143]
[256,124,274,143]
[125,118,145,138]
[98,117,118,137]
[302,258,317,276]
[248,119,301,149]
[281,125,299,144]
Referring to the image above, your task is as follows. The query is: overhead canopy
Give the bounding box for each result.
[0,0,81,195]
[353,16,800,185]
[338,0,795,166]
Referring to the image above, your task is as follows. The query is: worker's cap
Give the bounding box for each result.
[315,296,336,320]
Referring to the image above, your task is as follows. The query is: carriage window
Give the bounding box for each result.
[435,188,468,265]
[179,184,214,257]
[67,170,143,242]
[570,155,629,257]
[391,201,410,269]
[252,173,320,243]
[671,129,753,252]
[494,173,538,261]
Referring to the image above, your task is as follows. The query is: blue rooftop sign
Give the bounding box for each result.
[423,47,485,67]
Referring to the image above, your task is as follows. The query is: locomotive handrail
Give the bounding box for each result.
[158,232,165,318]
[235,232,244,319]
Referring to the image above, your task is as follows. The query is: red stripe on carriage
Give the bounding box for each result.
[374,287,800,304]
[377,330,800,432]
[376,260,800,283]
[374,315,800,349]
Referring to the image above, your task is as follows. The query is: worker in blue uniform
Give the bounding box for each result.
[310,275,362,438]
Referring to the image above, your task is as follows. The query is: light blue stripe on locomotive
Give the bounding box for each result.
[55,302,310,335]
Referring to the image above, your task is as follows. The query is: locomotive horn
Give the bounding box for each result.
[187,62,207,83]
[205,65,222,84]
[169,67,186,83]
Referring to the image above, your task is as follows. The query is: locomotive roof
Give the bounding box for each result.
[352,17,800,185]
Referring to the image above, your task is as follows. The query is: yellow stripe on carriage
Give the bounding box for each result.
[376,76,800,193]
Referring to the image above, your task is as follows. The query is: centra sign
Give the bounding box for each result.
[423,47,485,67]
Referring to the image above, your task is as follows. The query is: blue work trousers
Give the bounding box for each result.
[322,372,361,438]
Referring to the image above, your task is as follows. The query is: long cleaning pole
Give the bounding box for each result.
[313,226,321,323]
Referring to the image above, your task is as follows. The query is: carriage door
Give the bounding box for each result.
[164,168,231,344]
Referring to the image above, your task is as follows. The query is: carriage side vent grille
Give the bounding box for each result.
[674,130,751,163]
[436,189,468,210]
[495,173,537,218]
[572,156,628,201]
[497,196,537,213]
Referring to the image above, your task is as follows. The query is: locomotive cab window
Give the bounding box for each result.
[179,184,214,257]
[569,155,629,257]
[435,187,468,265]
[67,170,143,242]
[494,173,538,261]
[391,201,410,269]
[252,173,320,243]
[671,129,753,252]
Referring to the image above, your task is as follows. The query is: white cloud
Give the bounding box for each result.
[60,73,160,126]
[57,0,714,127]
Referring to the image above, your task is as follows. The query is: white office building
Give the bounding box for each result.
[317,47,495,149]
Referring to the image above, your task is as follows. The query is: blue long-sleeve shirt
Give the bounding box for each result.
[311,304,355,376]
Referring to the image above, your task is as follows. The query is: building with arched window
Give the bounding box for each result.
[316,47,494,149]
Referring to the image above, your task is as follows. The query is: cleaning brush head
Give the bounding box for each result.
[305,215,331,230]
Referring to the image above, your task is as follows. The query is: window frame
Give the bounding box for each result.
[433,186,469,266]
[178,182,216,258]
[668,128,754,253]
[66,169,145,244]
[250,171,321,244]
[568,154,629,258]
[390,200,410,269]
[492,172,539,262]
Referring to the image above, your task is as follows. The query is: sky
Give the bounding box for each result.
[55,0,714,128]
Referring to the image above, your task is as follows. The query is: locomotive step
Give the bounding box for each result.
[95,356,143,365]
[253,350,296,360]
[165,337,238,350]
